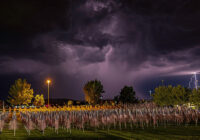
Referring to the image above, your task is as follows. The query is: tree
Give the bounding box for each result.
[67,100,73,106]
[117,86,136,104]
[7,78,34,106]
[189,88,200,107]
[114,95,120,103]
[76,101,81,105]
[152,85,190,106]
[171,85,189,105]
[153,85,172,106]
[33,94,45,106]
[83,79,104,104]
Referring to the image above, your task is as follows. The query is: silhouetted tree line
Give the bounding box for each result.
[152,85,200,107]
[83,79,137,105]
[114,86,138,104]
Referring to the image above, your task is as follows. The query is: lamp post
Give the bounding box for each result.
[149,90,152,95]
[47,80,51,107]
[161,80,164,85]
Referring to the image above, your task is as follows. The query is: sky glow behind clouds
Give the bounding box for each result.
[0,0,200,99]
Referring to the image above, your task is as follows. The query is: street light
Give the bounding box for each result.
[161,80,164,85]
[46,79,51,106]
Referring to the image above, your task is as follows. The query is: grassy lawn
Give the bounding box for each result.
[1,123,200,140]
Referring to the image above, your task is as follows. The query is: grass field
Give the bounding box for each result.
[1,122,200,140]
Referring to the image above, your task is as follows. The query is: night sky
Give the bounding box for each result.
[0,0,200,100]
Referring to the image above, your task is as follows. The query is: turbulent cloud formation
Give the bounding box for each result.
[0,0,200,99]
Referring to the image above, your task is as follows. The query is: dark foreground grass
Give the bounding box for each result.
[1,123,200,140]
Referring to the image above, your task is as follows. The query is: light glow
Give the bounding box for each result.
[46,80,51,84]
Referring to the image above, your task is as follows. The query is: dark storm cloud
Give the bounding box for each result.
[0,0,70,65]
[1,0,200,99]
